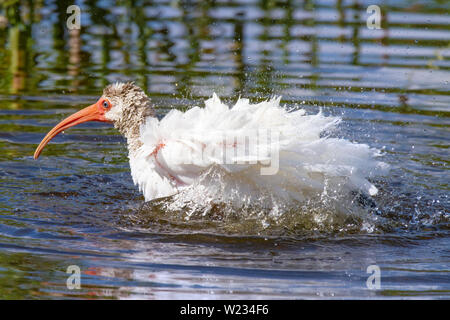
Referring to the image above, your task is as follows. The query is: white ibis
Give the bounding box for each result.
[34,82,386,207]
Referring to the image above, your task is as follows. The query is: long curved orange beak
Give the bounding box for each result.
[34,100,110,159]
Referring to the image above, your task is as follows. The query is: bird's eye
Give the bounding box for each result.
[102,100,110,109]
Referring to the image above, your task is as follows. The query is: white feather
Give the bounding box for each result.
[129,94,388,207]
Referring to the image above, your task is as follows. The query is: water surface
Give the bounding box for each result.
[0,0,448,299]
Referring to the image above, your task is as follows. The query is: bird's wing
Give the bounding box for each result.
[130,94,387,203]
[130,94,284,200]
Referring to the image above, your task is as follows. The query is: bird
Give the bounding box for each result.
[34,82,387,211]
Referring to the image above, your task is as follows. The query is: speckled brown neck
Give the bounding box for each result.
[103,82,155,157]
[117,106,151,157]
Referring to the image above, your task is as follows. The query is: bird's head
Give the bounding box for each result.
[34,82,154,159]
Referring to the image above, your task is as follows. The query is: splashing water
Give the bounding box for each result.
[129,98,390,235]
